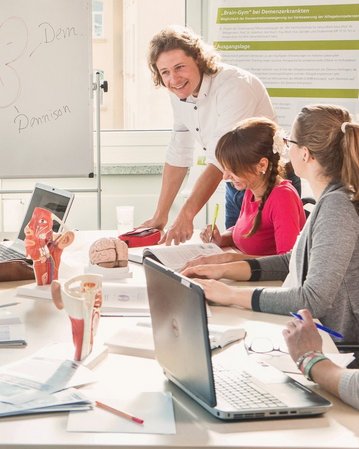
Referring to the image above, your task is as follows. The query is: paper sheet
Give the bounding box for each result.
[67,391,176,434]
[266,352,355,377]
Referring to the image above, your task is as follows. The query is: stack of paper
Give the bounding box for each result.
[0,388,91,418]
[0,349,95,417]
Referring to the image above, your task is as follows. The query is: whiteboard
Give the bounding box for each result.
[0,0,94,178]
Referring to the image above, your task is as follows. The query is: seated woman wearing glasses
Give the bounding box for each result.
[182,104,359,343]
[184,117,306,269]
[284,309,359,410]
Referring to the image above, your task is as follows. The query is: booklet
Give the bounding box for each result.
[128,242,224,271]
[0,345,97,418]
[105,322,246,358]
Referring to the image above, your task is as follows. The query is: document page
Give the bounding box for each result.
[144,242,223,271]
[67,391,176,434]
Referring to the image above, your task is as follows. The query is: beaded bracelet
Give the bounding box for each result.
[303,354,328,381]
[295,350,322,371]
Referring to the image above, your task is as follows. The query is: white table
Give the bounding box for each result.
[0,231,358,449]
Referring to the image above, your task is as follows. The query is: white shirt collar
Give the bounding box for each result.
[185,72,212,103]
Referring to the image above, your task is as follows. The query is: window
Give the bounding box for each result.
[92,0,188,130]
[92,0,104,39]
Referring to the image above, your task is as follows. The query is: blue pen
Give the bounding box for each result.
[290,312,344,340]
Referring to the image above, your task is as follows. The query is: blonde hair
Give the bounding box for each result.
[295,104,359,202]
[148,25,220,87]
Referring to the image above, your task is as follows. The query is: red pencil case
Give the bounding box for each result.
[118,227,161,248]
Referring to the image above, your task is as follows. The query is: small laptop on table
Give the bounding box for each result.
[143,257,332,421]
[0,183,74,263]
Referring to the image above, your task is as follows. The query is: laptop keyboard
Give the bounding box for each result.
[214,367,286,409]
[0,245,25,262]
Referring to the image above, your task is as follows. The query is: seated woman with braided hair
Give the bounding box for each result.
[184,117,306,269]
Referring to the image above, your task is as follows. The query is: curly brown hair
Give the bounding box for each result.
[148,25,220,87]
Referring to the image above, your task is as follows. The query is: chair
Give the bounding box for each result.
[301,197,316,218]
[336,343,359,368]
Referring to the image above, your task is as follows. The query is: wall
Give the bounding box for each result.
[0,128,226,235]
[0,169,225,236]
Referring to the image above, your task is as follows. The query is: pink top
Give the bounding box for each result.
[232,180,306,255]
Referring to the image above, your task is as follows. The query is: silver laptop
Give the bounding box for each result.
[0,183,74,263]
[143,257,332,421]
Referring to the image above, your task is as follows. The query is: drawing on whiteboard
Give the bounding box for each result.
[1,16,83,110]
[0,0,94,178]
[0,16,28,109]
[30,21,81,57]
[13,104,71,133]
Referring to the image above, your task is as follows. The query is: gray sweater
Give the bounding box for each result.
[249,183,359,343]
[339,370,359,410]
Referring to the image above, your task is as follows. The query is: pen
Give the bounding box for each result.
[210,203,220,242]
[95,400,144,424]
[290,312,344,340]
[0,302,20,309]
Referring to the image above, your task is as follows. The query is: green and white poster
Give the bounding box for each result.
[208,0,359,129]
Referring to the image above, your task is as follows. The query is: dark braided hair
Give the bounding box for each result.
[249,152,281,237]
[215,117,285,237]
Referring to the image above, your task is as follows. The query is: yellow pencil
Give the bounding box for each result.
[210,203,220,242]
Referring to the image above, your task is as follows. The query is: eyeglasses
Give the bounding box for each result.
[283,137,298,148]
[243,337,301,375]
[244,337,288,357]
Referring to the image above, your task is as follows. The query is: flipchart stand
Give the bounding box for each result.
[93,71,109,229]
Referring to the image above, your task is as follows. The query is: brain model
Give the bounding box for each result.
[89,237,128,268]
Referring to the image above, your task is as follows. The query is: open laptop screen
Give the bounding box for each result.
[18,183,74,241]
[144,257,332,421]
[144,257,217,407]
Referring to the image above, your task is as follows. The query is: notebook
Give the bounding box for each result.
[0,183,74,263]
[143,258,332,421]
